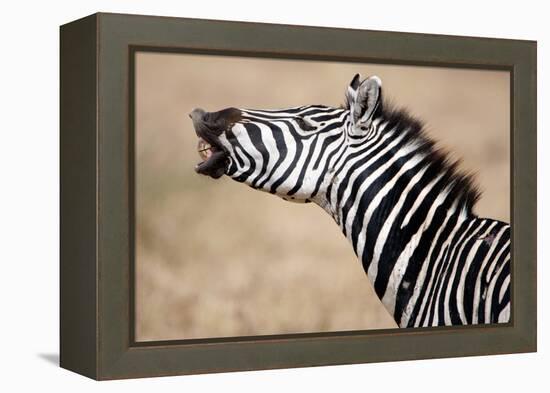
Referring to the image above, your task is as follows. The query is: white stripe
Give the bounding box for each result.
[232,123,266,182]
[382,189,456,327]
[423,219,478,327]
[485,259,509,322]
[328,127,393,224]
[249,122,280,186]
[401,172,445,228]
[442,220,484,325]
[272,138,314,195]
[220,129,251,179]
[484,227,510,280]
[370,164,431,316]
[354,153,427,287]
[306,123,346,176]
[310,108,347,121]
[498,302,510,323]
[259,121,298,190]
[403,204,464,327]
[499,274,510,304]
[242,106,307,116]
[243,107,343,118]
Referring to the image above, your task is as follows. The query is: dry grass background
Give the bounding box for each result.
[135,52,509,341]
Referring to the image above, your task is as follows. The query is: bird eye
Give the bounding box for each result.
[295,117,316,131]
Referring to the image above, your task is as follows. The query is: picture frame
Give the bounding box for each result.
[60,12,537,380]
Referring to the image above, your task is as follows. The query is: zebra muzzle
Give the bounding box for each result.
[195,137,228,179]
[190,107,238,179]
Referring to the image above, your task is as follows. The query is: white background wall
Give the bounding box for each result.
[0,0,546,391]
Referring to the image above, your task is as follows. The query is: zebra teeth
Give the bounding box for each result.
[197,138,213,161]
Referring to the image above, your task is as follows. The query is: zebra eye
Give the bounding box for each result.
[295,117,316,131]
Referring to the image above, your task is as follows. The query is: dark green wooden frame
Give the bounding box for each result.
[60,12,537,380]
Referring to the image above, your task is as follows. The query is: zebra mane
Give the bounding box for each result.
[378,100,482,216]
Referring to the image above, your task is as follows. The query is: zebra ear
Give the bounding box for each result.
[348,75,382,134]
[345,73,361,109]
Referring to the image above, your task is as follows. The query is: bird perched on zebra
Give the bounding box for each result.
[189,73,510,327]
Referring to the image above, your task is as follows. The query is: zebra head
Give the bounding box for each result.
[190,73,383,203]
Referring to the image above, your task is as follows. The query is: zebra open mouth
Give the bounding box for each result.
[189,107,241,179]
[195,136,228,179]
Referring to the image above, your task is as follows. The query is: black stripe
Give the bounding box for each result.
[477,237,510,323]
[226,127,257,183]
[242,123,271,188]
[310,111,346,122]
[269,121,304,193]
[446,220,493,324]
[415,206,462,326]
[243,106,336,120]
[432,219,481,326]
[423,241,453,326]
[462,235,493,324]
[392,202,449,323]
[286,135,318,196]
[256,122,289,189]
[310,136,347,199]
[495,279,510,320]
[472,222,510,323]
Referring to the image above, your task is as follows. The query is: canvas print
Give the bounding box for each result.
[135,53,510,341]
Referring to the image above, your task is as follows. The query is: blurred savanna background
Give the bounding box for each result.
[135,52,510,341]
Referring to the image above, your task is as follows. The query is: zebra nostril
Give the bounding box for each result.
[190,108,207,122]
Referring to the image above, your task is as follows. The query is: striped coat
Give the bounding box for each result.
[190,73,510,327]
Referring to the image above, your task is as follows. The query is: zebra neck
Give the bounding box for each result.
[316,123,479,327]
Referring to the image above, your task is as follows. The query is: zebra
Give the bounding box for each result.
[189,73,511,327]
